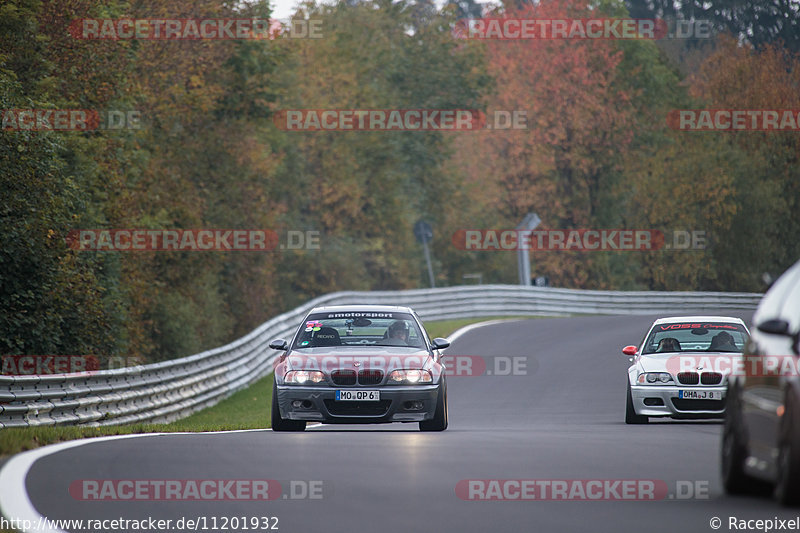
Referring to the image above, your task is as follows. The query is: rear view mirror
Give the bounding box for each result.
[622,345,638,356]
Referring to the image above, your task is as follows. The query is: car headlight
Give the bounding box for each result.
[637,372,673,384]
[387,369,432,384]
[285,370,325,384]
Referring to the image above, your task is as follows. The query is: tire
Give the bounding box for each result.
[722,387,756,494]
[420,381,448,431]
[271,383,306,432]
[625,381,648,424]
[776,391,800,506]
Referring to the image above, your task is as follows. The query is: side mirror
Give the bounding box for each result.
[757,319,791,336]
[269,339,288,351]
[622,345,638,356]
[431,338,450,350]
[757,319,800,355]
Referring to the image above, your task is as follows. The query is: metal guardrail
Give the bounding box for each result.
[0,286,763,428]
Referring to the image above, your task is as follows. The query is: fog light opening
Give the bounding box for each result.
[643,398,664,406]
[403,401,424,411]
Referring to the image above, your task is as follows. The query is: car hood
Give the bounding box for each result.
[637,352,737,375]
[637,353,678,374]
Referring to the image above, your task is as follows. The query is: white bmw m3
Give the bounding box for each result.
[623,316,750,424]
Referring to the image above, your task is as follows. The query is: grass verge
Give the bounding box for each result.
[0,373,274,458]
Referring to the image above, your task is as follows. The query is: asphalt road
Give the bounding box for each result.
[18,312,800,533]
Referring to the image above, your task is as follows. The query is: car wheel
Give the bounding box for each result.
[625,381,648,424]
[722,386,756,494]
[420,380,448,432]
[271,382,306,432]
[776,391,800,506]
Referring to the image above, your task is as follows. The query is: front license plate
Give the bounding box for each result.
[336,390,380,401]
[678,390,722,400]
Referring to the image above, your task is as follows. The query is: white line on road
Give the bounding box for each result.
[445,318,529,345]
[0,429,267,533]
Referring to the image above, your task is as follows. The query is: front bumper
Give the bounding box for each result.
[630,384,726,418]
[276,384,441,423]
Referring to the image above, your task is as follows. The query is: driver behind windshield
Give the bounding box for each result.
[708,331,738,352]
[383,320,410,346]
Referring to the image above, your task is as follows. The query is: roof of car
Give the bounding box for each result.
[652,316,746,325]
[309,304,415,313]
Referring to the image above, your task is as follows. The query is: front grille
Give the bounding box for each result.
[358,369,383,385]
[671,398,727,412]
[324,399,392,416]
[331,369,356,386]
[677,371,722,385]
[701,372,723,385]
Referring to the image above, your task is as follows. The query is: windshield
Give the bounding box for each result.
[292,312,426,349]
[642,322,749,354]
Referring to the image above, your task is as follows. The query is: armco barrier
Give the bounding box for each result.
[0,286,762,428]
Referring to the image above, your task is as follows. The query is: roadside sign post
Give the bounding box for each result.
[413,220,435,288]
[516,213,541,286]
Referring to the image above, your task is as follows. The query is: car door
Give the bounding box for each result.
[741,264,800,478]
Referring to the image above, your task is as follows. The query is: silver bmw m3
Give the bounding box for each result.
[269,305,449,431]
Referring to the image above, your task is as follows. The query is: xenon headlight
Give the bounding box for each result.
[387,369,433,384]
[285,370,325,384]
[637,372,673,384]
